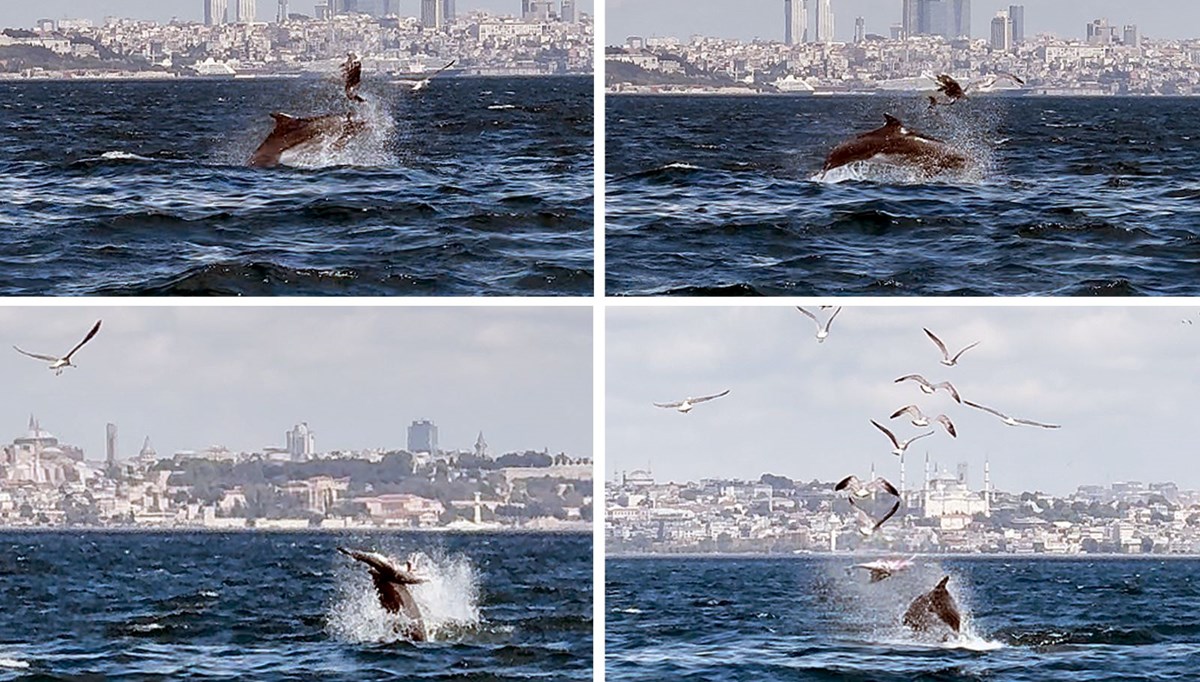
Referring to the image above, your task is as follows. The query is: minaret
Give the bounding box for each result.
[923,451,931,513]
[899,453,906,506]
[473,491,482,524]
[869,461,876,499]
[984,456,992,517]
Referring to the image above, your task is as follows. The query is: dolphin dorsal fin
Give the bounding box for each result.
[883,114,903,129]
[936,575,950,589]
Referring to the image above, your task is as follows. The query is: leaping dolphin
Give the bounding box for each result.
[338,547,428,641]
[903,575,962,633]
[821,114,967,177]
[248,113,366,168]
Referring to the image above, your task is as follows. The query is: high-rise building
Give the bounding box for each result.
[407,419,439,454]
[421,0,456,27]
[286,422,315,461]
[949,0,970,38]
[990,10,1011,51]
[814,0,833,44]
[1086,18,1114,45]
[918,0,946,38]
[854,16,865,43]
[381,0,399,15]
[204,0,229,25]
[277,0,289,22]
[1123,24,1140,47]
[236,0,256,22]
[784,0,807,46]
[105,423,118,474]
[902,0,918,37]
[1008,5,1024,44]
[560,0,576,22]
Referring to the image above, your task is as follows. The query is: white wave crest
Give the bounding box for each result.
[0,657,29,669]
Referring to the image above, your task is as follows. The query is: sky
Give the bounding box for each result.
[0,306,591,464]
[608,0,1198,44]
[0,0,593,28]
[607,305,1200,497]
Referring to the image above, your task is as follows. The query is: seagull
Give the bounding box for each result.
[895,374,962,403]
[409,59,457,92]
[834,475,901,535]
[653,389,731,414]
[796,306,842,343]
[852,556,917,583]
[926,72,1024,105]
[923,328,980,367]
[342,53,365,102]
[871,419,936,456]
[889,406,957,438]
[13,320,102,376]
[964,400,1061,429]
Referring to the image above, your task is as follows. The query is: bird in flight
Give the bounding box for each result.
[871,419,936,457]
[894,374,962,403]
[342,53,365,102]
[13,320,102,376]
[410,59,457,92]
[834,475,902,535]
[923,328,980,367]
[654,389,731,414]
[796,306,842,343]
[964,400,1061,429]
[889,405,957,438]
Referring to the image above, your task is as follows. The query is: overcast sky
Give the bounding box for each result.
[608,306,1200,497]
[0,0,592,28]
[609,0,1197,44]
[1,306,591,464]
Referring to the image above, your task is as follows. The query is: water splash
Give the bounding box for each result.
[279,97,398,169]
[326,547,482,644]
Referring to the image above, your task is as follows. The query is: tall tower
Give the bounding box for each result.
[237,0,256,22]
[814,0,834,43]
[421,0,444,28]
[983,456,992,516]
[474,431,489,459]
[784,0,807,46]
[277,0,289,22]
[990,10,1011,51]
[286,422,315,461]
[902,0,918,37]
[951,0,971,38]
[1008,5,1024,44]
[105,423,118,475]
[205,0,229,25]
[407,419,439,454]
[853,16,865,43]
[560,0,576,22]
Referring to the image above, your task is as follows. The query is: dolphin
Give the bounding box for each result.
[821,114,967,176]
[338,547,428,641]
[903,575,961,633]
[247,113,366,168]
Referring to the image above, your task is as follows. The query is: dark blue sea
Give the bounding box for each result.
[0,531,592,680]
[606,95,1200,296]
[607,556,1200,681]
[0,77,593,296]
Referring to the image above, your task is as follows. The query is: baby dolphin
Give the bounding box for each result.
[903,575,961,633]
[821,114,967,177]
[338,547,428,641]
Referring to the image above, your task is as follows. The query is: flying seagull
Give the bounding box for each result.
[834,475,901,535]
[653,389,731,414]
[409,59,457,92]
[927,72,1024,105]
[342,53,365,102]
[796,306,842,343]
[889,405,957,438]
[871,419,936,456]
[923,328,980,367]
[964,400,1061,429]
[852,556,917,583]
[13,320,102,376]
[895,374,962,403]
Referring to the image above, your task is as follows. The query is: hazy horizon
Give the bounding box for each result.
[0,0,593,29]
[608,306,1200,497]
[608,0,1199,45]
[2,306,592,464]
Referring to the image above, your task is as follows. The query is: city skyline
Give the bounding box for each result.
[0,0,593,28]
[608,306,1200,496]
[608,0,1198,45]
[1,306,592,464]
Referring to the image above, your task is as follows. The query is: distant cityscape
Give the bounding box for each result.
[607,459,1200,555]
[610,2,1199,95]
[0,415,593,531]
[0,1,592,79]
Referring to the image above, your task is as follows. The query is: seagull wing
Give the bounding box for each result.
[950,341,981,364]
[690,389,731,404]
[871,420,900,449]
[653,400,684,409]
[834,475,861,494]
[935,381,962,403]
[1014,418,1061,429]
[895,374,929,386]
[935,415,957,438]
[923,328,950,361]
[890,405,922,420]
[63,320,102,361]
[824,306,843,332]
[872,477,900,498]
[431,59,457,77]
[873,500,902,532]
[964,400,1007,419]
[795,306,819,327]
[12,346,60,362]
[905,431,936,447]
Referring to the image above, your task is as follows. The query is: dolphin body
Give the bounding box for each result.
[247,113,366,168]
[903,575,962,634]
[338,547,428,641]
[821,114,967,176]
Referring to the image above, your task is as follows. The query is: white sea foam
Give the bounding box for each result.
[0,657,30,669]
[327,548,481,644]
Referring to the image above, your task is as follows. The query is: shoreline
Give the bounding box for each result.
[0,526,592,535]
[606,89,1199,98]
[0,72,594,83]
[608,551,1200,560]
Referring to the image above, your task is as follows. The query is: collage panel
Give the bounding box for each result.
[0,1,594,296]
[606,305,1200,679]
[605,2,1200,296]
[0,305,593,679]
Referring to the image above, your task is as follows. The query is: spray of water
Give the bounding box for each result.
[327,547,482,644]
[278,96,398,169]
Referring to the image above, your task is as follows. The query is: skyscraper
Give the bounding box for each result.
[204,0,229,25]
[561,0,576,22]
[277,0,289,22]
[421,0,455,27]
[990,10,1011,51]
[950,0,970,38]
[854,16,865,43]
[407,419,439,454]
[917,0,946,37]
[814,0,833,44]
[784,0,807,46]
[236,0,256,22]
[105,423,118,474]
[286,422,315,461]
[902,0,919,37]
[1008,5,1024,44]
[1123,24,1140,47]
